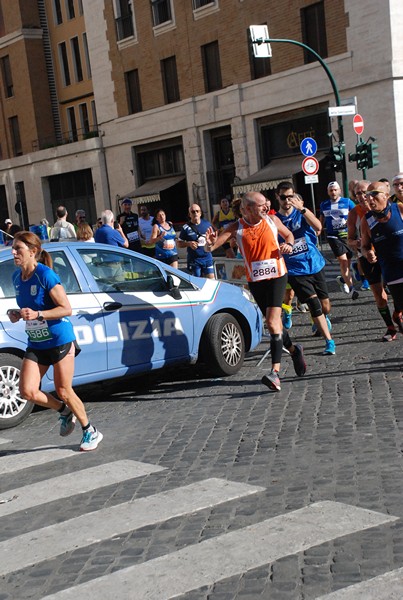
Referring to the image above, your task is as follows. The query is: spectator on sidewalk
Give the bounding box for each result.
[50,206,76,241]
[94,210,128,248]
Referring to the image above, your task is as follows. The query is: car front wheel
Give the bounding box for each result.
[0,353,33,429]
[200,313,245,376]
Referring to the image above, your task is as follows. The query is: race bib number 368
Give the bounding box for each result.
[251,259,279,282]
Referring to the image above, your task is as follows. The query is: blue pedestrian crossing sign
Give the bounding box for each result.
[300,137,317,157]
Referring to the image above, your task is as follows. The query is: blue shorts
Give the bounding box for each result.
[188,256,214,277]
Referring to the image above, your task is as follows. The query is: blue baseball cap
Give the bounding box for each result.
[122,198,133,205]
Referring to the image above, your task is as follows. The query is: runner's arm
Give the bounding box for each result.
[360,216,377,263]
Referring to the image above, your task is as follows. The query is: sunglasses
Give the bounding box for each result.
[366,190,384,197]
[190,210,201,214]
[279,194,294,201]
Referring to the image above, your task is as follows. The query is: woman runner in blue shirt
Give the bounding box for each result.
[7,231,102,451]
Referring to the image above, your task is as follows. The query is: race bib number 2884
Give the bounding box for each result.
[251,259,279,282]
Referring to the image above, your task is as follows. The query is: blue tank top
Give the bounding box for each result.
[155,222,177,259]
[365,203,403,283]
[276,209,325,276]
[12,262,75,349]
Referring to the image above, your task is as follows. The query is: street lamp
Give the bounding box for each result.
[250,26,348,197]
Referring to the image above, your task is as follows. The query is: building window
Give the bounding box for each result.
[58,42,71,86]
[70,36,83,82]
[115,0,134,41]
[139,145,184,179]
[66,0,75,19]
[67,107,78,141]
[82,33,92,78]
[161,56,180,104]
[91,100,98,128]
[79,103,90,134]
[151,0,172,26]
[77,0,83,15]
[125,69,142,114]
[53,0,63,25]
[9,116,22,156]
[301,1,328,63]
[193,0,215,8]
[1,56,14,98]
[248,28,271,79]
[201,41,222,93]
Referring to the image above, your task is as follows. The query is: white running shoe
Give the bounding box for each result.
[80,427,103,451]
[336,276,349,294]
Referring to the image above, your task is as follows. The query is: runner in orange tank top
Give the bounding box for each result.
[205,191,306,391]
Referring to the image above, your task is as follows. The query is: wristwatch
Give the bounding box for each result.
[300,208,307,214]
[37,311,45,321]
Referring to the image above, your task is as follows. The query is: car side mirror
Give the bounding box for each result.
[166,274,182,300]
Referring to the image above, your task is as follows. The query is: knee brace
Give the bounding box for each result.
[306,296,323,318]
[270,333,283,364]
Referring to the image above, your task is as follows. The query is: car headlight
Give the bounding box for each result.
[242,287,255,303]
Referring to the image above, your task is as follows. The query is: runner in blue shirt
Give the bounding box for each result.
[276,183,335,355]
[8,231,103,451]
[177,204,214,278]
[320,181,358,299]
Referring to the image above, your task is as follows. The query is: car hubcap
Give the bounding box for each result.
[221,322,242,366]
[0,365,26,419]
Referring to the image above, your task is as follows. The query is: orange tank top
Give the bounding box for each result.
[236,216,287,283]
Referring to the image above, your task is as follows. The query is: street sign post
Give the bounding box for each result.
[302,156,319,176]
[353,114,364,136]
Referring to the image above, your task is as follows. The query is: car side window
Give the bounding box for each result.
[0,259,17,298]
[77,249,166,292]
[50,251,81,294]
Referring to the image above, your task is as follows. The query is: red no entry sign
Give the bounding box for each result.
[353,114,364,135]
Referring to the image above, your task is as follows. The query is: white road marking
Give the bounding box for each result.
[0,460,165,516]
[0,437,12,445]
[41,501,397,600]
[316,566,403,598]
[0,445,78,475]
[0,478,264,577]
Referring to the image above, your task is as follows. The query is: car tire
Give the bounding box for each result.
[200,313,245,376]
[0,353,33,429]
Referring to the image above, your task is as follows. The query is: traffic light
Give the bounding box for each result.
[367,140,379,169]
[327,142,345,172]
[348,142,368,171]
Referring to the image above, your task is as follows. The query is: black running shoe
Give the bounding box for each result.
[291,343,306,377]
[393,312,403,334]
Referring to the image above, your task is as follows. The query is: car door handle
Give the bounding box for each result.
[103,301,123,311]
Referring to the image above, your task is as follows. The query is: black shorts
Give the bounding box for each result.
[328,237,352,259]
[248,274,288,314]
[388,282,403,313]
[158,254,178,266]
[287,267,329,303]
[24,340,81,366]
[358,256,382,285]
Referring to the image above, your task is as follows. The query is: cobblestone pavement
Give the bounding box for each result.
[1,276,403,600]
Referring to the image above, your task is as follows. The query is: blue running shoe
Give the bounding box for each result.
[323,339,336,355]
[352,261,362,282]
[59,410,76,437]
[360,279,370,291]
[282,310,292,330]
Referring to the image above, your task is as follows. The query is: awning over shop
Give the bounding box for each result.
[123,175,185,204]
[232,153,325,195]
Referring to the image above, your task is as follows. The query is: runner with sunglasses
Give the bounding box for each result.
[178,204,214,278]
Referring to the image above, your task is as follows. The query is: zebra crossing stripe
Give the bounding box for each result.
[0,445,78,475]
[316,566,403,598]
[0,477,264,577]
[41,501,397,600]
[0,460,165,517]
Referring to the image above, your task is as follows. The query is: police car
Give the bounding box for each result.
[0,242,262,429]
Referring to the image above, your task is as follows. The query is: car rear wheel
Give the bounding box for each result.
[201,313,245,376]
[0,353,33,429]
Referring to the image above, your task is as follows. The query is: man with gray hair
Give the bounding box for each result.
[94,209,128,247]
[50,206,76,241]
[320,181,357,299]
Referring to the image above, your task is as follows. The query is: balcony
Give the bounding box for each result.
[32,127,100,152]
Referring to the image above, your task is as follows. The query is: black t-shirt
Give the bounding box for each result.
[117,211,142,251]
